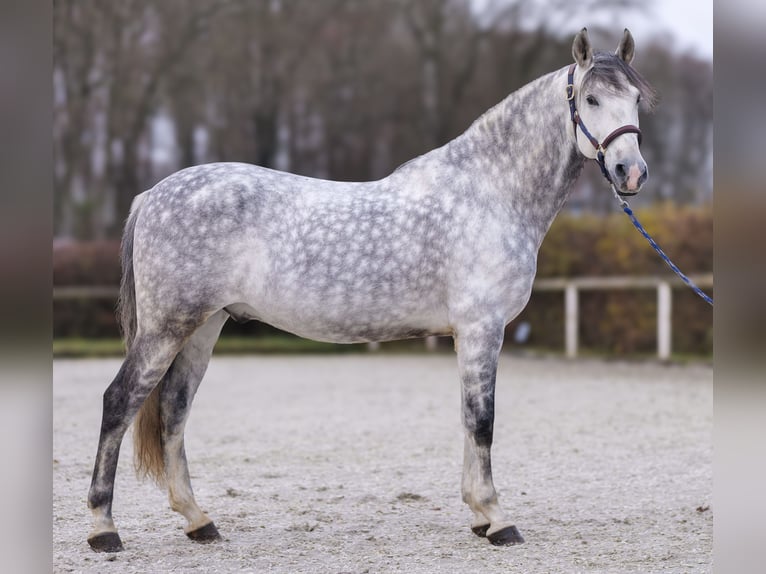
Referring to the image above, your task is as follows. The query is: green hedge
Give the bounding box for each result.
[509,203,713,355]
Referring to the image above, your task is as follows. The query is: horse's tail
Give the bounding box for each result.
[117,191,146,351]
[133,371,167,486]
[118,192,167,486]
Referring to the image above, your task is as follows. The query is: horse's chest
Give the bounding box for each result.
[447,229,539,324]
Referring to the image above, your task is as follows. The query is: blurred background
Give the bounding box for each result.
[52,0,713,358]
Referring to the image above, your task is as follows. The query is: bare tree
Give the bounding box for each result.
[400,0,492,148]
[53,0,712,239]
[54,0,105,237]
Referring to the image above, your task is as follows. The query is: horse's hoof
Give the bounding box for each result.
[87,531,123,552]
[487,525,525,546]
[471,523,490,537]
[186,521,221,543]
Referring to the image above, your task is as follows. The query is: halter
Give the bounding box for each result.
[566,63,642,196]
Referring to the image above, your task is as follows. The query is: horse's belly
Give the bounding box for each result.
[284,320,451,345]
[232,287,451,344]
[234,301,450,344]
[229,234,452,342]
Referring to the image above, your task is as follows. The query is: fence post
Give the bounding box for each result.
[657,281,672,360]
[367,342,380,351]
[565,283,578,358]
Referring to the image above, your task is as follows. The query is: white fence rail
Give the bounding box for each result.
[54,273,713,359]
[533,274,713,360]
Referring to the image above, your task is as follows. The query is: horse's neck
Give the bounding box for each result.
[444,68,584,245]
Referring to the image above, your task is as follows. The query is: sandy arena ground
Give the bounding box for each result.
[53,354,712,573]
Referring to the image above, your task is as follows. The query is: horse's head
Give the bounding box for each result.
[569,28,656,195]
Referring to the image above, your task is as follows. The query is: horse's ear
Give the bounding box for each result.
[615,28,635,64]
[572,28,593,69]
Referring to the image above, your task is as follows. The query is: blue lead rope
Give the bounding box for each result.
[616,193,713,306]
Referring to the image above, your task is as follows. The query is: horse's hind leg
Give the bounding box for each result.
[87,329,194,552]
[456,321,525,546]
[156,310,228,541]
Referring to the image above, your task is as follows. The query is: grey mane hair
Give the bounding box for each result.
[583,51,658,111]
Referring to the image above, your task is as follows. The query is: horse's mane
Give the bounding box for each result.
[584,52,658,111]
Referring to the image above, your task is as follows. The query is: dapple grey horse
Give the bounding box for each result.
[87,28,655,551]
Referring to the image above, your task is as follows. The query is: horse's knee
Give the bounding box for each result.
[466,406,495,448]
[457,331,500,447]
[463,384,496,449]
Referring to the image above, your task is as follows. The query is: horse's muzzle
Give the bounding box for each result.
[612,160,647,194]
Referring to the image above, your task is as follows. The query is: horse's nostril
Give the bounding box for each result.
[615,163,626,177]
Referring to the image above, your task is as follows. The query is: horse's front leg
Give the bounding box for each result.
[455,322,524,546]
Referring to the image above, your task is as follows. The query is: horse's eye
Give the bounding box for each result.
[586,95,599,106]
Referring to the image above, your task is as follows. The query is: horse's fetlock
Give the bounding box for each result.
[88,489,110,511]
[478,493,499,508]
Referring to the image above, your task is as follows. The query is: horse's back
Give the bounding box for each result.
[130,162,455,342]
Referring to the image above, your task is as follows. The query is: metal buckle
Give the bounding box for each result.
[566,84,575,100]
